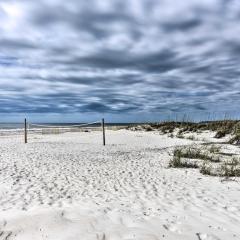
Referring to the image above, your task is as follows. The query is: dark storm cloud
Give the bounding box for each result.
[30,1,140,41]
[161,18,202,32]
[54,49,181,73]
[0,39,36,50]
[0,0,240,120]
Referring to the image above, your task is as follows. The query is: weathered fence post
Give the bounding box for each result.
[102,118,105,146]
[24,118,27,144]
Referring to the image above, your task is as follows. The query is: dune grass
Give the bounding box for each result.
[129,120,240,144]
[173,147,220,162]
[169,145,240,177]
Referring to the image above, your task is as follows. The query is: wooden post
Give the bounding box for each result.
[24,118,27,144]
[102,118,105,146]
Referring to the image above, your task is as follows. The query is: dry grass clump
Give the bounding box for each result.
[228,122,240,144]
[176,133,184,139]
[127,124,154,131]
[201,159,240,178]
[208,145,221,153]
[143,125,154,131]
[160,124,176,134]
[169,156,199,168]
[215,130,227,139]
[186,135,196,140]
[221,165,240,177]
[176,134,196,140]
[220,158,240,177]
[169,145,240,177]
[173,147,220,162]
[200,162,215,176]
[229,134,240,145]
[213,121,236,138]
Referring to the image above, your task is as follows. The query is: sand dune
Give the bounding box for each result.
[0,130,239,239]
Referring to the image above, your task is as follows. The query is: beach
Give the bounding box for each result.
[0,129,239,240]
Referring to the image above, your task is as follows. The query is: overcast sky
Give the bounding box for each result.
[0,0,240,122]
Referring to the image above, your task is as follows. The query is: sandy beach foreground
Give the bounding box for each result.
[0,129,239,240]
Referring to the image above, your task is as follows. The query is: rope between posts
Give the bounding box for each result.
[29,121,101,128]
[24,118,106,146]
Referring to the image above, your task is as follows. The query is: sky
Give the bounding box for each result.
[0,0,240,123]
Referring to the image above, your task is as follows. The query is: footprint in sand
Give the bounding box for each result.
[196,233,221,240]
[0,230,13,240]
[163,223,182,234]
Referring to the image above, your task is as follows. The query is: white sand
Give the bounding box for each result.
[0,130,239,240]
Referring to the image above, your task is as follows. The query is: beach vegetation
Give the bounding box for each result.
[170,146,240,177]
[130,120,240,142]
